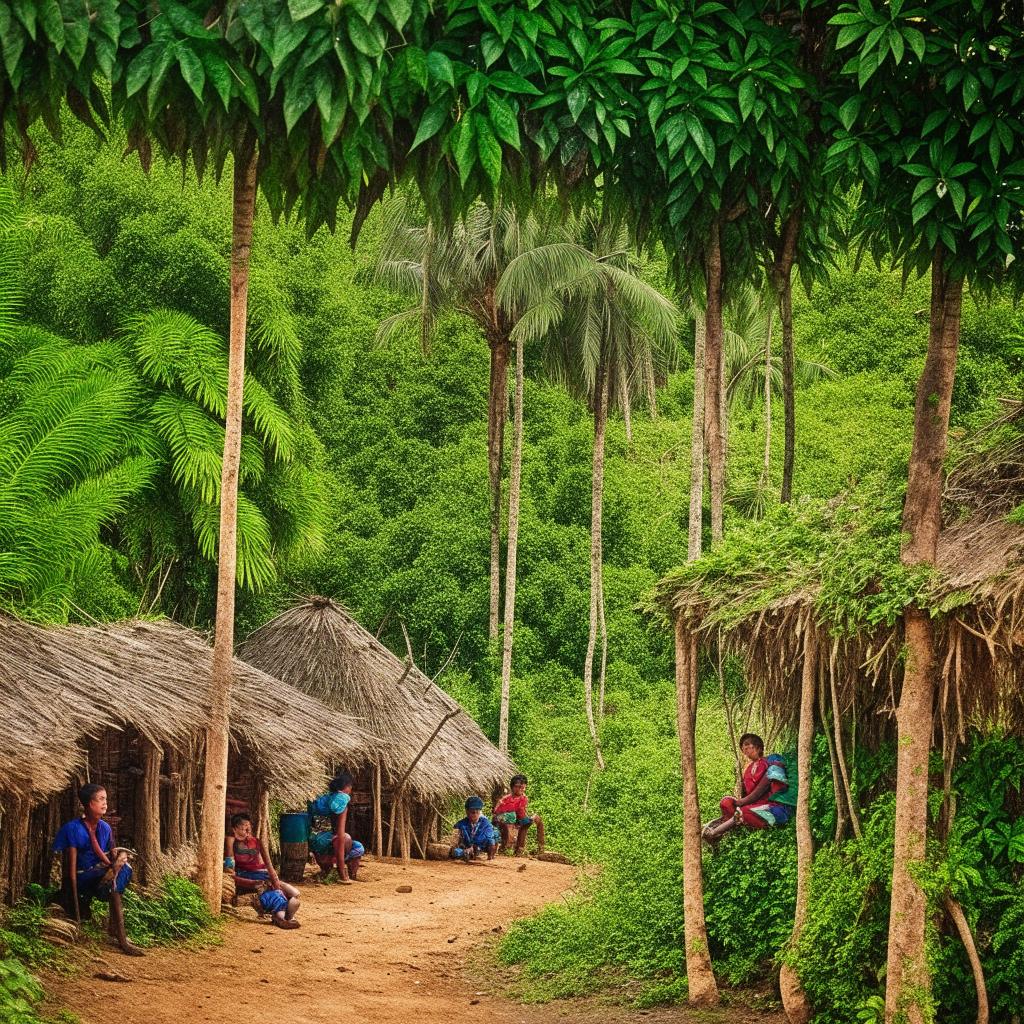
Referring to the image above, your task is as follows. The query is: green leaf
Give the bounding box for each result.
[347,15,384,58]
[427,50,454,87]
[284,76,316,132]
[11,0,36,40]
[839,95,861,132]
[410,100,449,150]
[487,93,520,148]
[476,117,503,186]
[39,0,63,47]
[176,43,206,102]
[488,71,542,96]
[201,51,233,110]
[126,44,161,99]
[163,1,215,39]
[947,179,966,219]
[684,112,714,165]
[453,112,476,186]
[738,76,755,121]
[289,0,324,19]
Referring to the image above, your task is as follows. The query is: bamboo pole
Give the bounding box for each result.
[399,799,412,863]
[137,738,162,884]
[373,763,383,857]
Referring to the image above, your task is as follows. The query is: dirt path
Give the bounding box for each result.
[46,857,782,1024]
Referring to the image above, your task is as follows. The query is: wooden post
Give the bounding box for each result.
[166,748,183,850]
[136,738,162,885]
[674,619,719,1006]
[399,798,412,863]
[373,763,383,857]
[256,786,273,859]
[3,796,31,906]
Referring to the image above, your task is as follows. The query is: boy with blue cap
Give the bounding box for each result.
[450,796,498,862]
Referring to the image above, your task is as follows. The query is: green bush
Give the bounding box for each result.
[0,957,44,1024]
[120,876,217,948]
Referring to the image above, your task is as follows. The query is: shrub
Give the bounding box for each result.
[120,876,217,948]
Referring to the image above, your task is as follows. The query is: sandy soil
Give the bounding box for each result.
[45,856,782,1024]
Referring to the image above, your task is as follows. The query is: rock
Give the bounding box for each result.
[469,1000,480,1006]
[534,851,573,865]
[446,935,457,944]
[337,966,350,973]
[396,884,413,893]
[516,863,527,872]
[94,971,131,984]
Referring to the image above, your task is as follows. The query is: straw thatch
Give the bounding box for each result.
[655,413,1024,744]
[0,614,381,805]
[238,597,515,801]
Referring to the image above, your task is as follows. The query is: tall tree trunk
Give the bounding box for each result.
[763,308,774,483]
[598,578,608,719]
[774,211,800,504]
[674,620,719,1006]
[619,359,633,446]
[583,358,608,770]
[197,149,257,914]
[487,335,510,641]
[704,224,725,544]
[498,335,525,753]
[779,627,817,1024]
[884,248,963,1024]
[689,313,707,560]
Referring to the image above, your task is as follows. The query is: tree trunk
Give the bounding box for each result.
[165,748,183,850]
[763,307,774,483]
[598,577,608,720]
[674,620,719,1006]
[582,358,608,770]
[487,335,510,642]
[688,312,707,560]
[704,224,725,544]
[197,148,257,914]
[774,210,800,504]
[619,359,633,446]
[780,627,817,1024]
[885,249,963,1024]
[136,738,162,885]
[819,663,848,843]
[498,334,525,753]
[944,897,989,1024]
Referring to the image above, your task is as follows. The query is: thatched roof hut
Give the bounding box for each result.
[654,413,1024,745]
[238,597,515,859]
[0,614,380,903]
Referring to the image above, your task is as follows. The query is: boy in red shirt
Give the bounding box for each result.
[493,774,545,856]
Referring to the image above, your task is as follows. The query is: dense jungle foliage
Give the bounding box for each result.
[2,119,1024,1022]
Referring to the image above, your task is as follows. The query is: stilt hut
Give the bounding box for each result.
[652,413,1024,1015]
[0,615,379,904]
[238,597,515,860]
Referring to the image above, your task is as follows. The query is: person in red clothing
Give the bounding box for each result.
[493,774,545,856]
[701,733,792,844]
[224,813,300,929]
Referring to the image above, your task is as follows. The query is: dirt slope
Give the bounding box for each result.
[45,856,781,1024]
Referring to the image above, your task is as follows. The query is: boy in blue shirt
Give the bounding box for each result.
[450,796,498,862]
[52,783,143,956]
[308,771,364,883]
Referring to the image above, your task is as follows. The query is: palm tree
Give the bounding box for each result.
[501,212,680,767]
[374,200,586,752]
[375,198,534,644]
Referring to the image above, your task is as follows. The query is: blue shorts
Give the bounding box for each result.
[258,888,288,915]
[310,832,364,862]
[81,863,132,900]
[236,869,272,882]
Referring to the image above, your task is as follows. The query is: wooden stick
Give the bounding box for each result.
[373,763,383,857]
[944,895,989,1024]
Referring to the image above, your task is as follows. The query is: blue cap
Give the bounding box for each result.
[465,795,484,811]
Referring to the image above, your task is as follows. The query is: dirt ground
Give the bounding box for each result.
[45,856,782,1024]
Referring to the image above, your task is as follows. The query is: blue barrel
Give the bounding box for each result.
[280,812,309,844]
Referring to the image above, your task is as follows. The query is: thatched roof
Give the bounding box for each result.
[238,597,515,801]
[0,615,381,805]
[654,413,1024,742]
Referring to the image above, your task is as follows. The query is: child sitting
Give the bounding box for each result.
[450,796,498,862]
[308,771,364,883]
[52,783,143,956]
[224,813,300,929]
[493,774,545,856]
[702,733,791,844]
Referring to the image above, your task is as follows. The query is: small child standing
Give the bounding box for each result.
[493,774,545,856]
[450,796,498,862]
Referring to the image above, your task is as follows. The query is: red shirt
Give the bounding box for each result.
[742,757,768,798]
[494,794,528,818]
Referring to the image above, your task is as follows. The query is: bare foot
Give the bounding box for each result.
[338,878,354,886]
[273,917,300,930]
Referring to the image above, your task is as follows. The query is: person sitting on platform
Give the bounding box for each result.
[308,771,364,884]
[701,733,792,844]
[224,813,300,929]
[52,783,144,956]
[493,774,545,856]
[450,796,498,862]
